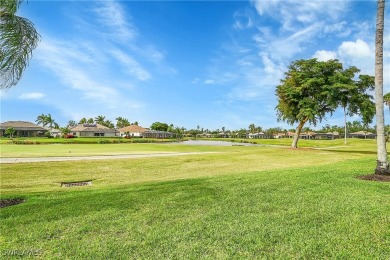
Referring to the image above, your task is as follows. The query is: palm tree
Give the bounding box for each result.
[248,124,255,133]
[115,117,130,128]
[45,114,58,130]
[374,0,389,175]
[0,0,41,90]
[94,115,105,125]
[35,113,46,126]
[104,120,114,129]
[78,118,87,124]
[67,120,76,128]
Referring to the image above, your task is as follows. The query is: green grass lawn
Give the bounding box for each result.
[0,141,389,258]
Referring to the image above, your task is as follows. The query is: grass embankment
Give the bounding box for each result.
[0,142,389,258]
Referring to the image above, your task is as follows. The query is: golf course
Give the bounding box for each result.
[1,138,389,258]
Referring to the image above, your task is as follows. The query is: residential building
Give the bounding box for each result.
[118,125,147,137]
[0,121,47,137]
[70,123,117,137]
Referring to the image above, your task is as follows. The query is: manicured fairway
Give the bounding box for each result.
[0,141,389,258]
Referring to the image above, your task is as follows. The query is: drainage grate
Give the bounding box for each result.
[61,180,92,187]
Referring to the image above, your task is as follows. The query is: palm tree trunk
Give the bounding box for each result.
[291,118,308,148]
[374,0,389,175]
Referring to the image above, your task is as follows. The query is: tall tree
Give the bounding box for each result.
[374,0,389,175]
[78,118,87,124]
[0,0,40,90]
[276,59,342,148]
[115,117,130,129]
[45,113,58,130]
[334,68,375,144]
[35,113,46,126]
[248,124,255,133]
[94,115,105,125]
[103,119,114,129]
[67,120,76,128]
[36,113,58,130]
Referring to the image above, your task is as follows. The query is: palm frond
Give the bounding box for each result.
[0,2,41,90]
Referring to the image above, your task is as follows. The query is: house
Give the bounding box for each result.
[247,132,265,139]
[0,121,47,137]
[348,131,376,139]
[218,132,229,138]
[286,131,295,138]
[118,125,147,137]
[48,128,61,137]
[142,130,173,139]
[70,123,118,137]
[273,132,287,139]
[313,132,340,140]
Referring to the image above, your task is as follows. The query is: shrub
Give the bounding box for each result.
[7,140,41,145]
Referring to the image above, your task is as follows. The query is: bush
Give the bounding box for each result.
[7,140,41,145]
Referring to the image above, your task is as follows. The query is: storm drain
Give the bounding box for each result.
[61,180,92,187]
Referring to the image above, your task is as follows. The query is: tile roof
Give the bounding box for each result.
[0,121,47,131]
[70,123,117,133]
[118,125,147,133]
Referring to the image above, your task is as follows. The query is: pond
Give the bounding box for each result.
[178,140,260,146]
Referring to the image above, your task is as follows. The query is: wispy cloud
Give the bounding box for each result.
[92,0,137,42]
[35,38,143,115]
[110,49,151,81]
[251,0,348,30]
[18,92,46,100]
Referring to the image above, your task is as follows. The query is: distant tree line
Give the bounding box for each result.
[32,112,390,140]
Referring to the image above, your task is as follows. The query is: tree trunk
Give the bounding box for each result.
[291,118,308,148]
[343,106,348,144]
[374,0,389,175]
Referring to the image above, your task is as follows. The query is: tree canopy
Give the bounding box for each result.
[150,122,169,132]
[332,67,375,143]
[276,58,375,148]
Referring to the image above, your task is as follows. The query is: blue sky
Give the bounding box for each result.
[1,0,389,131]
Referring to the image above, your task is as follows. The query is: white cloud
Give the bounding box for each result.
[338,39,372,59]
[18,92,46,100]
[313,50,338,61]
